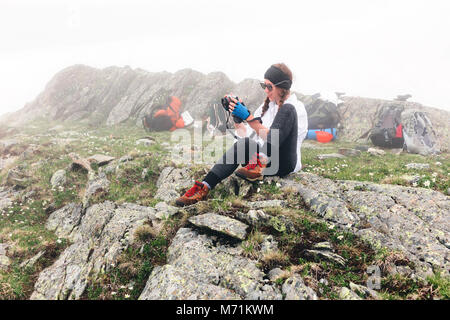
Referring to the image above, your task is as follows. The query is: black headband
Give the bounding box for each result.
[264,65,292,89]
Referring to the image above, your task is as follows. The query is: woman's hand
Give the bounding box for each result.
[224,95,269,140]
[227,96,241,113]
[226,97,250,121]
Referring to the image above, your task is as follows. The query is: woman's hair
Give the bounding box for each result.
[261,63,293,117]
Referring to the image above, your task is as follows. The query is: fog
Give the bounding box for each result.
[1,0,449,117]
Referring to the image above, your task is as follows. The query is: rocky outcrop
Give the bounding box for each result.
[154,167,193,202]
[139,227,285,300]
[2,65,448,151]
[31,201,162,300]
[280,172,450,278]
[138,197,318,300]
[25,162,449,300]
[1,65,266,128]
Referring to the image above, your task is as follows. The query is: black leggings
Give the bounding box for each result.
[203,137,274,190]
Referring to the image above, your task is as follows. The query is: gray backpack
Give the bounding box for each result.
[369,104,404,148]
[401,109,440,155]
[304,97,341,130]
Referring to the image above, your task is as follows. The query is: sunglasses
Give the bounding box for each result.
[260,82,273,91]
[259,80,290,91]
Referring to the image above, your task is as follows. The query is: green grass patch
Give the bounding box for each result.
[301,141,449,193]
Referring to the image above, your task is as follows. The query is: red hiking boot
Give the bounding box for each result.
[175,181,209,207]
[235,153,268,182]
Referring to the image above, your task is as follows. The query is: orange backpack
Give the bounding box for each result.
[152,96,185,131]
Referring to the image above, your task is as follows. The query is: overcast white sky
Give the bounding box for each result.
[1,0,449,117]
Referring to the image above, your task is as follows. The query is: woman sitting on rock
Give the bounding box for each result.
[175,63,308,206]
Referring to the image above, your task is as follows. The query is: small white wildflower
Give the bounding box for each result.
[328,224,335,230]
[56,239,62,244]
[435,161,442,166]
[120,285,126,289]
[276,183,281,188]
[124,294,131,299]
[423,180,431,187]
[369,172,374,176]
[111,291,117,296]
[128,286,133,290]
[257,188,261,193]
[412,182,418,187]
[337,235,344,241]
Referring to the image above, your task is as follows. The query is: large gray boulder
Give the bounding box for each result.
[138,264,240,300]
[31,201,159,300]
[188,213,249,241]
[139,227,285,300]
[281,172,450,278]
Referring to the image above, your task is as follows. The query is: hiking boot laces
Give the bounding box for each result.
[244,154,263,170]
[184,181,204,197]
